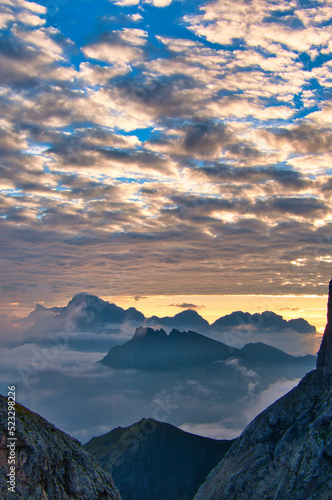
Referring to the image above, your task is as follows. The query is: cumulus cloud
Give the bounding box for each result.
[184,0,332,53]
[0,0,46,30]
[261,123,332,155]
[82,29,147,64]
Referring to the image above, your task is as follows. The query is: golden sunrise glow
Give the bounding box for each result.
[103,294,328,332]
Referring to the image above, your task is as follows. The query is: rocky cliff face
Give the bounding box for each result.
[316,279,332,375]
[85,418,235,500]
[194,279,332,500]
[0,396,122,500]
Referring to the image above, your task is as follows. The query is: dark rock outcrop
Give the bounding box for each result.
[317,279,332,374]
[85,418,235,500]
[0,396,122,500]
[194,279,332,500]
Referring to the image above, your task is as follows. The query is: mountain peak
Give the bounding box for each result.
[316,278,332,373]
[68,292,105,308]
[85,418,234,500]
[133,326,167,339]
[174,309,204,319]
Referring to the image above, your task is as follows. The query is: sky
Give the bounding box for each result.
[1,0,332,323]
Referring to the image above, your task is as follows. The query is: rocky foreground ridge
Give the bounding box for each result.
[0,396,122,500]
[85,418,235,500]
[194,279,332,500]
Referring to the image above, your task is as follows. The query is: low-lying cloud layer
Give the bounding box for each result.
[0,338,314,442]
[0,292,320,442]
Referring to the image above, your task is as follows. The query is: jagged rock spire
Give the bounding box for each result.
[316,279,332,372]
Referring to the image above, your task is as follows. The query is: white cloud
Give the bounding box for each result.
[225,358,258,378]
[0,12,14,28]
[184,0,332,54]
[244,378,301,423]
[83,42,143,64]
[179,421,242,440]
[82,28,147,64]
[111,0,140,5]
[0,0,46,30]
[16,11,45,26]
[110,0,174,6]
[145,0,173,6]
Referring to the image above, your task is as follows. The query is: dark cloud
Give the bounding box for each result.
[321,177,332,192]
[193,164,311,189]
[255,196,327,217]
[115,74,202,118]
[183,121,228,155]
[134,295,147,301]
[266,123,332,154]
[168,303,205,310]
[167,194,235,214]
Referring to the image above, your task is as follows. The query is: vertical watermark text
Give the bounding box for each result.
[7,386,16,493]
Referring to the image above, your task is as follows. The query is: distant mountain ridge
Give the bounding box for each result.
[84,418,235,500]
[211,310,315,333]
[148,309,210,331]
[100,326,316,372]
[100,326,236,370]
[27,292,316,336]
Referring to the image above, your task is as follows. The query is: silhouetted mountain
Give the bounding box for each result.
[84,418,235,500]
[58,293,145,330]
[211,310,315,334]
[100,326,237,370]
[288,317,316,333]
[238,342,314,366]
[27,293,145,336]
[27,302,63,320]
[0,395,121,500]
[194,279,332,500]
[25,294,316,340]
[100,326,315,373]
[147,309,210,332]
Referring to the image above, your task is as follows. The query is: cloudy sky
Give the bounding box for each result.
[1,0,332,326]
